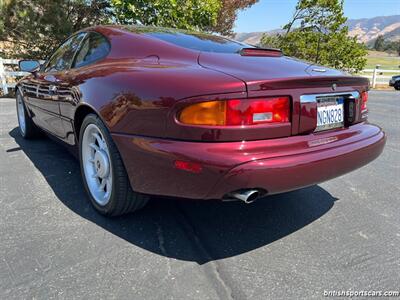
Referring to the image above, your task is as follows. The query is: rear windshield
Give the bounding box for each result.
[146,31,252,53]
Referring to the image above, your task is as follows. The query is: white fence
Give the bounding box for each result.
[0,58,30,95]
[359,68,399,88]
[1,58,399,95]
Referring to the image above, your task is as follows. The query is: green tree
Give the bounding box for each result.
[383,39,400,56]
[374,35,385,51]
[213,0,259,35]
[259,34,281,49]
[397,41,400,56]
[260,0,367,72]
[0,0,111,59]
[0,1,5,35]
[111,0,221,32]
[111,0,259,35]
[1,0,259,59]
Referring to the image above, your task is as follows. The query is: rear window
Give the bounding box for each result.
[146,32,252,53]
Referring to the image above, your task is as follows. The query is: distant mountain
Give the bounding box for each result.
[347,15,400,45]
[235,15,400,46]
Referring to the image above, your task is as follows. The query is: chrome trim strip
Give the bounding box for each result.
[311,68,327,72]
[300,91,360,103]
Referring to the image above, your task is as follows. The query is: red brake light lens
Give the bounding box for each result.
[225,97,290,125]
[361,91,368,112]
[179,97,290,126]
[240,48,283,57]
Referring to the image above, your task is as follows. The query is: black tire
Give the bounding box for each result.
[16,90,40,139]
[395,85,400,91]
[79,114,149,216]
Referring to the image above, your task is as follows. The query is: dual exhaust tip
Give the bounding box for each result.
[224,189,265,204]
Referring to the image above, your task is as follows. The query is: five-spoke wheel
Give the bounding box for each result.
[81,123,113,206]
[16,90,39,139]
[17,94,26,136]
[79,114,149,216]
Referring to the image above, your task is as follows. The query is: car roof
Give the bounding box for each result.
[88,25,252,56]
[95,25,219,37]
[94,25,246,45]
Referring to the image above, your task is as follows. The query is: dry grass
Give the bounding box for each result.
[366,50,400,70]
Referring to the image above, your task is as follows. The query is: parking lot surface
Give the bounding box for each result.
[0,91,399,299]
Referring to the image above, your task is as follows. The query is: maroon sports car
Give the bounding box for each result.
[16,26,386,216]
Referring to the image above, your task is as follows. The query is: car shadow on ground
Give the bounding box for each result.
[8,127,338,264]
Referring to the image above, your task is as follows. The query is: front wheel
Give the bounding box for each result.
[395,85,400,91]
[16,91,39,138]
[79,114,149,216]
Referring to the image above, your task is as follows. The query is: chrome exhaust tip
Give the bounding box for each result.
[230,189,261,204]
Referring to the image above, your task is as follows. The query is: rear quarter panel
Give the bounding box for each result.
[64,58,245,143]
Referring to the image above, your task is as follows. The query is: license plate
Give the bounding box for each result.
[316,97,344,131]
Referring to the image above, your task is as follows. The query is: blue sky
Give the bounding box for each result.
[234,0,400,33]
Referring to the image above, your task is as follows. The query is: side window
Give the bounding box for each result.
[74,33,110,68]
[44,33,86,73]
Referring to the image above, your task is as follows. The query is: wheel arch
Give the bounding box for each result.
[73,103,110,143]
[15,85,34,118]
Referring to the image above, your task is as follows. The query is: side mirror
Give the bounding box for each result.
[19,60,41,73]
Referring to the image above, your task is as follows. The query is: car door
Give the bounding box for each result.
[58,32,111,145]
[23,33,86,138]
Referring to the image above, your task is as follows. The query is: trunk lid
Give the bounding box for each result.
[198,52,369,135]
[198,52,368,93]
[198,52,345,91]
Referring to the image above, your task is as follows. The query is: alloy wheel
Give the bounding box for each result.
[81,123,113,206]
[17,94,26,136]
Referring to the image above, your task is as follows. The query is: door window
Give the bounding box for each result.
[74,33,110,68]
[44,33,86,73]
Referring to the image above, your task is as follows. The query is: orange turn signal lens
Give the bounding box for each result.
[179,101,226,126]
[178,97,290,126]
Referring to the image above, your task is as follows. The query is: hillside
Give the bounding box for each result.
[235,15,400,46]
[347,15,400,45]
[235,29,283,45]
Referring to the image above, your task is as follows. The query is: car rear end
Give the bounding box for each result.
[114,81,385,201]
[163,79,384,200]
[112,29,386,200]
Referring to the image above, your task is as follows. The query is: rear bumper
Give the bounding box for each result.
[112,122,386,199]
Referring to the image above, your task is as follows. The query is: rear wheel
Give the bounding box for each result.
[79,114,149,216]
[16,91,39,138]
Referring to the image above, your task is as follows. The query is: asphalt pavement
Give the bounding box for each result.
[0,91,399,299]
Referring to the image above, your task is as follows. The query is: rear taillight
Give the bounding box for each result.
[179,97,290,126]
[361,91,368,113]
